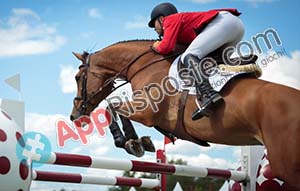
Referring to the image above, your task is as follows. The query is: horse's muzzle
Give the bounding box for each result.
[70,115,75,121]
[70,108,81,121]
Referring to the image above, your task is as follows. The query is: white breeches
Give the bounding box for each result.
[181,11,245,62]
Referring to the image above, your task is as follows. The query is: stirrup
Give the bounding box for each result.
[192,94,224,120]
[192,107,211,120]
[192,98,211,120]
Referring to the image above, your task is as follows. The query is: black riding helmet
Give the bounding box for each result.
[148,2,178,28]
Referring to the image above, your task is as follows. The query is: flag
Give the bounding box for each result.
[5,73,21,92]
[164,136,172,145]
[164,136,176,145]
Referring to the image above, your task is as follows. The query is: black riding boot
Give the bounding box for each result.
[183,54,224,120]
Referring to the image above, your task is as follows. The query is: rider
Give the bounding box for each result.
[148,2,244,120]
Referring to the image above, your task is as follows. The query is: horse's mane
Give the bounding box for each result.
[112,39,156,46]
[94,39,156,54]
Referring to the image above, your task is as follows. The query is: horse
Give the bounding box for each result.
[70,40,300,189]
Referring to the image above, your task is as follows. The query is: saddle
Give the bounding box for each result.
[177,54,259,72]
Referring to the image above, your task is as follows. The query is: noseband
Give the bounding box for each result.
[73,63,90,115]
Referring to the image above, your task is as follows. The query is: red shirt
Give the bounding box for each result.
[156,9,241,54]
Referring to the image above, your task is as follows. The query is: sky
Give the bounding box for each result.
[1,0,300,191]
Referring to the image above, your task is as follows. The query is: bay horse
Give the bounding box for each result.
[70,40,300,189]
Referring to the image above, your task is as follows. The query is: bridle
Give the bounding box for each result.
[73,63,93,115]
[73,48,183,116]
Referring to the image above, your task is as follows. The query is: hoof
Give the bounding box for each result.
[139,136,156,152]
[114,137,126,148]
[124,139,145,157]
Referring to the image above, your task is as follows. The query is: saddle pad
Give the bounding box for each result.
[168,56,261,95]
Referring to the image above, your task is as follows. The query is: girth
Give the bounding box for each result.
[154,90,210,147]
[173,90,210,147]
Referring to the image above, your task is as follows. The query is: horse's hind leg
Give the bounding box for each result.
[282,121,300,190]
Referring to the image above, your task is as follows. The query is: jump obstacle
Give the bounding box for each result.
[0,78,286,191]
[43,151,247,180]
[0,100,267,191]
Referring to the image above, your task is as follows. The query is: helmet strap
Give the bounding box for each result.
[157,17,164,38]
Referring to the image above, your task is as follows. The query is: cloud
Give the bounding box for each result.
[25,112,69,151]
[190,0,217,3]
[162,139,239,169]
[0,8,66,57]
[164,139,232,155]
[25,113,67,135]
[190,0,278,3]
[241,0,278,3]
[232,0,279,7]
[25,112,112,154]
[88,8,102,19]
[233,147,242,159]
[69,133,113,156]
[125,16,148,29]
[57,63,132,98]
[80,31,95,39]
[59,65,78,94]
[258,50,300,89]
[166,152,238,169]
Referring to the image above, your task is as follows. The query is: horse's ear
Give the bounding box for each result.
[72,52,84,62]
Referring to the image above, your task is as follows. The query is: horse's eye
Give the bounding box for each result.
[75,76,80,81]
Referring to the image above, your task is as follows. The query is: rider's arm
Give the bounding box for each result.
[155,15,182,55]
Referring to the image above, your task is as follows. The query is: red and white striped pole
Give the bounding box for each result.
[42,152,248,182]
[156,149,167,191]
[32,170,160,189]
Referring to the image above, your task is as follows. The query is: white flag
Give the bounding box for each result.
[5,73,21,92]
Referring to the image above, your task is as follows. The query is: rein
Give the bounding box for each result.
[76,47,183,114]
[105,48,183,93]
[84,48,153,104]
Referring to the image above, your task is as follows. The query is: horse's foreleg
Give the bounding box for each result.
[119,115,146,157]
[106,105,147,157]
[108,120,126,148]
[108,100,157,154]
[119,115,155,153]
[119,115,138,140]
[106,106,128,148]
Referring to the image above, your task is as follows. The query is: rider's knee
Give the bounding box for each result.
[181,53,200,66]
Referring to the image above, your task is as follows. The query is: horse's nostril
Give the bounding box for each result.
[70,115,75,121]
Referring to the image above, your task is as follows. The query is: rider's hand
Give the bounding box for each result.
[151,41,161,53]
[153,41,160,48]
